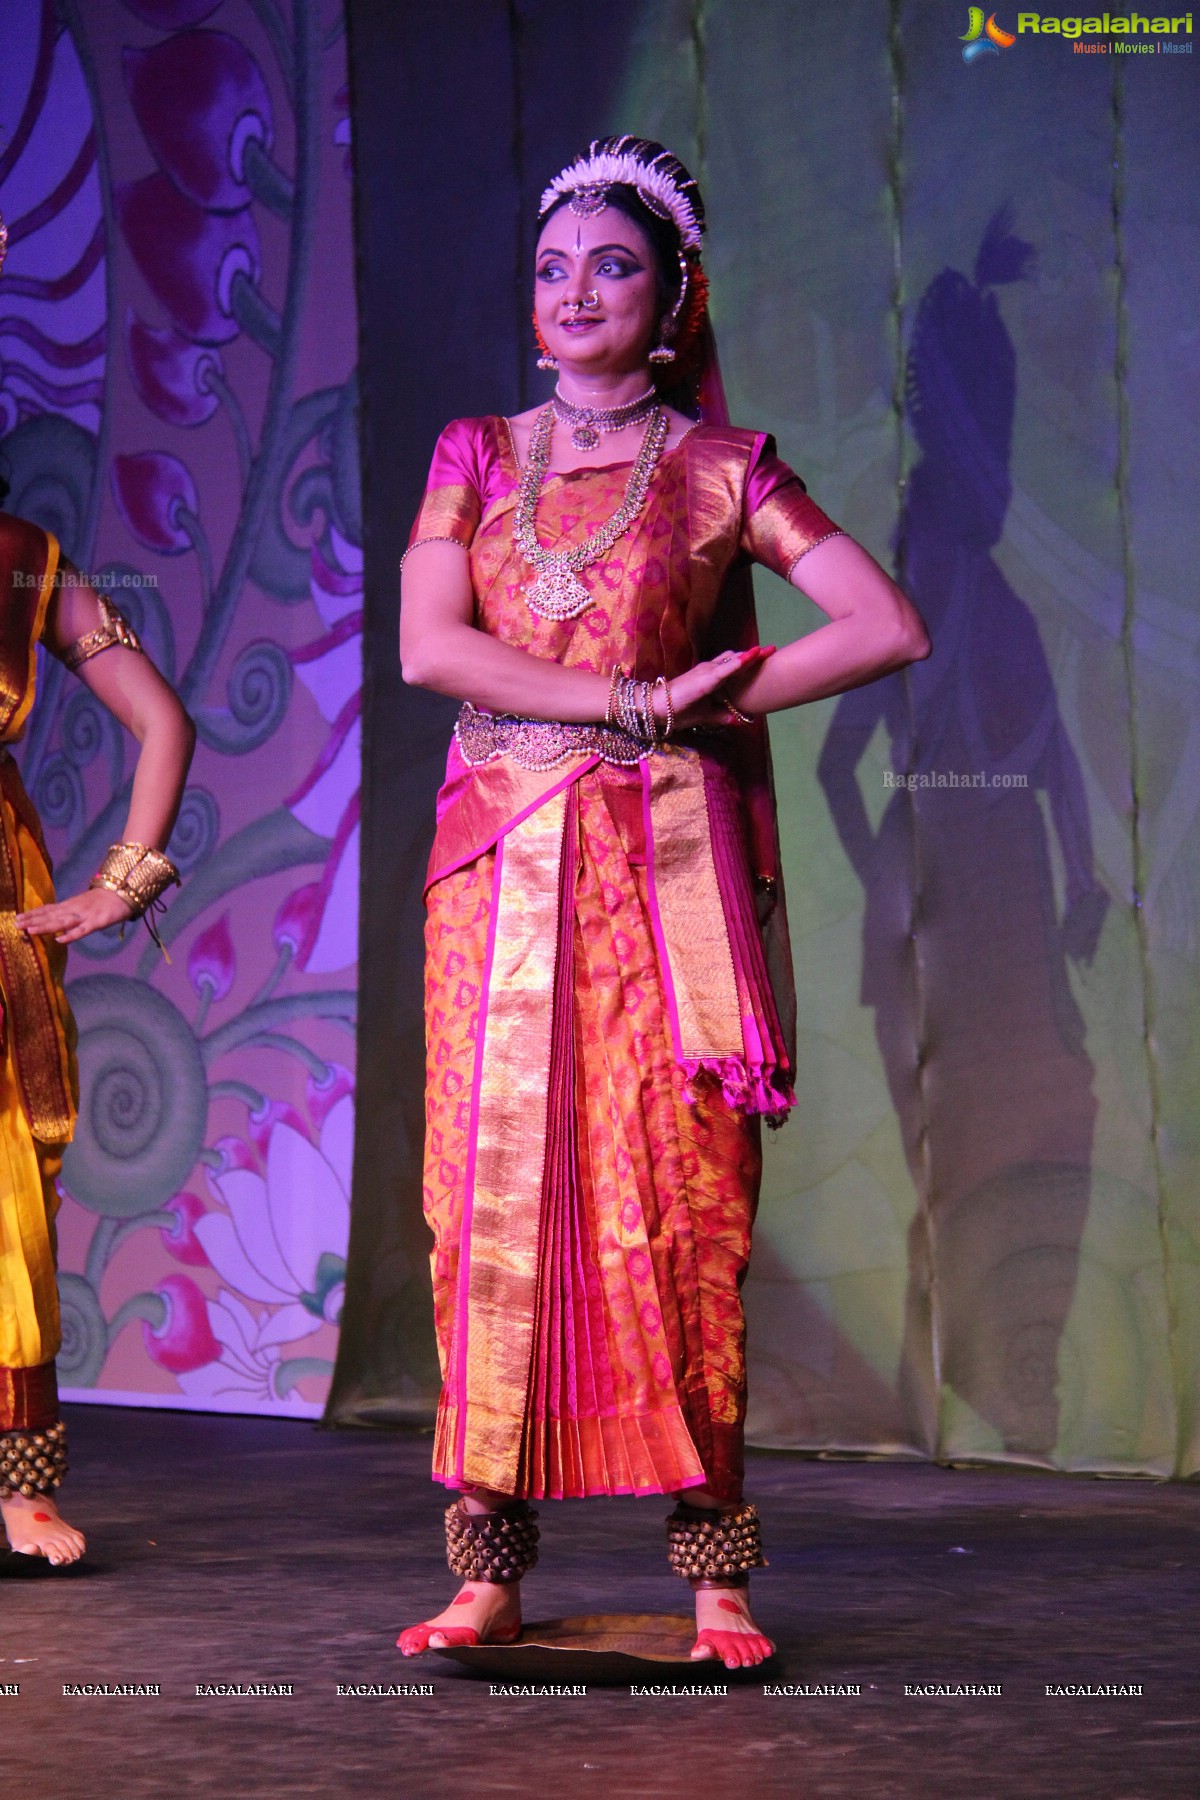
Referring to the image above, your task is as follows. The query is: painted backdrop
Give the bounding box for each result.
[0,0,360,1417]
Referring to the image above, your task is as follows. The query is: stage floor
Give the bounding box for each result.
[3,1407,1197,1798]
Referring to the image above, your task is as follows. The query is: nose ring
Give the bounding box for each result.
[582,290,599,309]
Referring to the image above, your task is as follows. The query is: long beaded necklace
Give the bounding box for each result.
[514,401,669,621]
[552,382,658,452]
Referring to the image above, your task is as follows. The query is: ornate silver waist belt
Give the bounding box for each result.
[454,702,650,771]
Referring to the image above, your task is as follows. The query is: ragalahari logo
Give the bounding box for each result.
[961,7,1018,58]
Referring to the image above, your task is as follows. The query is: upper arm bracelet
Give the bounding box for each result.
[60,594,145,672]
[785,530,847,584]
[400,535,470,572]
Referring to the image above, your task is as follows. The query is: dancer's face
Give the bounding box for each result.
[534,206,661,378]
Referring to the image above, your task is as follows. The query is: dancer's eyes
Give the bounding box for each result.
[594,256,641,279]
[536,260,568,283]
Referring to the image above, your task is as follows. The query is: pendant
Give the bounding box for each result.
[525,566,592,620]
[570,420,600,452]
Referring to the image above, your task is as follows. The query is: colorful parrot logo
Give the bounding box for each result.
[961,8,1017,61]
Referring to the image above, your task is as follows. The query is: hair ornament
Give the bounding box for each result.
[540,136,705,253]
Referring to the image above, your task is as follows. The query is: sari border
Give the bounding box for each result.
[450,831,505,1483]
[425,755,601,897]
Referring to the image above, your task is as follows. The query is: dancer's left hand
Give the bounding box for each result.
[17,886,135,944]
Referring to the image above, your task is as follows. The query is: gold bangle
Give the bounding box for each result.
[653,675,674,741]
[725,699,755,726]
[606,662,624,729]
[89,842,181,917]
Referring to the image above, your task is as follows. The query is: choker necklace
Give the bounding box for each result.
[515,402,669,620]
[552,383,658,453]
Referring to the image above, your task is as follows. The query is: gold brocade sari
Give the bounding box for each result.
[0,514,78,1433]
[413,419,838,1503]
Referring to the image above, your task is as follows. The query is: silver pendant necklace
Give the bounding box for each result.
[552,383,659,453]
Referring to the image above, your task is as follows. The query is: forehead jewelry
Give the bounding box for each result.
[542,141,705,254]
[569,184,609,220]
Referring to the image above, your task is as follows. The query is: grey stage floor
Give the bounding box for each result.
[2,1407,1197,1799]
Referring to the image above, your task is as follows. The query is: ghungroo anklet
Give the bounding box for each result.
[666,1499,767,1587]
[0,1420,68,1499]
[445,1498,539,1585]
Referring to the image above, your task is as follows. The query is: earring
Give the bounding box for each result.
[533,311,558,372]
[648,254,688,365]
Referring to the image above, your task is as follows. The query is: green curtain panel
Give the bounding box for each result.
[338,0,1199,1477]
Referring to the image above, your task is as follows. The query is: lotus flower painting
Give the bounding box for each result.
[2,0,361,1417]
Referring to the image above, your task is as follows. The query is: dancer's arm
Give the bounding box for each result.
[400,541,770,729]
[17,564,196,943]
[720,535,930,717]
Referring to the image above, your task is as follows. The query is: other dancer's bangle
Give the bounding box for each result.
[725,698,755,726]
[89,842,181,916]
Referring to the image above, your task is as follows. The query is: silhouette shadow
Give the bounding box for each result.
[816,211,1107,1459]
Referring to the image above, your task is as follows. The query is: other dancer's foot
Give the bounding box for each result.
[398,1580,522,1655]
[690,1585,774,1669]
[1,1492,86,1566]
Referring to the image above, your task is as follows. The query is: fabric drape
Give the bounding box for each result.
[413,421,839,1501]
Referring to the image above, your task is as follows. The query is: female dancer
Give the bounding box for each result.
[0,514,194,1565]
[397,138,929,1667]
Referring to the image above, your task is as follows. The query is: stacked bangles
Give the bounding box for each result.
[607,665,674,745]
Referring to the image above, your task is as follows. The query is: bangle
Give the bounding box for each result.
[89,842,180,917]
[653,676,674,740]
[606,663,624,729]
[725,700,755,726]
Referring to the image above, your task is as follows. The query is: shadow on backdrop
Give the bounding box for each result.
[817,213,1108,1460]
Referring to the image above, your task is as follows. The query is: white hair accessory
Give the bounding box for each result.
[539,137,704,254]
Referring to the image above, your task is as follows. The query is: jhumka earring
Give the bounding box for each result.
[648,253,690,365]
[533,311,558,371]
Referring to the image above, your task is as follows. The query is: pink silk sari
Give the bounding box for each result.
[413,418,839,1503]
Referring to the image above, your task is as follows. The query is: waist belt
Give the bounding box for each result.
[454,702,652,772]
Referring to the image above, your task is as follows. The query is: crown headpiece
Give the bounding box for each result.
[539,136,705,255]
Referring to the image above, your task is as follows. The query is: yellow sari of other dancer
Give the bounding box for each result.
[0,518,78,1432]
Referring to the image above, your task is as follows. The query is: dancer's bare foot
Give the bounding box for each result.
[691,1585,774,1669]
[1,1493,86,1566]
[398,1580,521,1655]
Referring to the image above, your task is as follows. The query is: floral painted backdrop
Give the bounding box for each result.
[0,0,359,1416]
